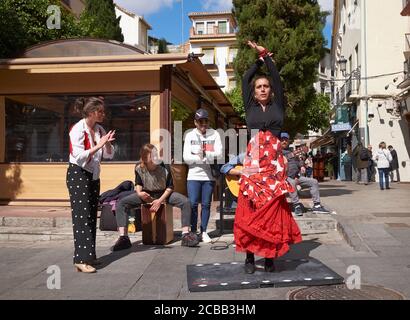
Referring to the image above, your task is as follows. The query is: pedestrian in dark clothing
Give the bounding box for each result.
[352,142,369,185]
[388,145,400,182]
[367,145,375,183]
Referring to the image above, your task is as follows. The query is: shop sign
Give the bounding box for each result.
[331,123,352,132]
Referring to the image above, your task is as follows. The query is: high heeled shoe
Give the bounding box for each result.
[74,263,96,273]
[264,258,275,273]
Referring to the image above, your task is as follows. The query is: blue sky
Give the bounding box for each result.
[116,0,333,47]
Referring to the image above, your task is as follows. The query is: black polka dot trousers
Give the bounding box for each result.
[66,163,100,264]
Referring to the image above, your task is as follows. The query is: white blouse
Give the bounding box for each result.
[69,119,114,180]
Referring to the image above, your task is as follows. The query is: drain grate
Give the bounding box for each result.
[287,284,405,300]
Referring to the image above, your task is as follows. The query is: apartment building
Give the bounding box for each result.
[331,0,410,182]
[397,0,410,124]
[115,4,151,53]
[188,11,238,92]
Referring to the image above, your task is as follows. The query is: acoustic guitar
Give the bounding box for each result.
[225,165,243,197]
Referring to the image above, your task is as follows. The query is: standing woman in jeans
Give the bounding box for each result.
[183,108,222,243]
[67,97,115,273]
[373,142,392,190]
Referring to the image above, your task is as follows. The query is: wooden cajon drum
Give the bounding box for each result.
[141,203,174,245]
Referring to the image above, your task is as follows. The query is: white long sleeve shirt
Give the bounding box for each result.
[183,128,223,181]
[69,119,114,180]
[372,148,392,169]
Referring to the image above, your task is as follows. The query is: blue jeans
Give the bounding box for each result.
[378,168,390,189]
[187,180,215,233]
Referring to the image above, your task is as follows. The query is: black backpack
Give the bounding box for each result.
[360,148,369,161]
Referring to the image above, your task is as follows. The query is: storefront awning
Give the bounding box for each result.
[310,129,335,149]
[0,39,237,118]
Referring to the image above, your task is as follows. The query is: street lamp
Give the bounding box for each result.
[338,56,348,77]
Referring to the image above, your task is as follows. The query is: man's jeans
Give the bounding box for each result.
[187,180,215,233]
[287,176,320,205]
[378,168,390,189]
[357,168,368,184]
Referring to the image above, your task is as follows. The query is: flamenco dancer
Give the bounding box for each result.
[234,41,302,274]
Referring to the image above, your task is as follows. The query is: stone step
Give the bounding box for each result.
[0,211,337,242]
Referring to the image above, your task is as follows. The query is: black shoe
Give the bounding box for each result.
[312,204,331,214]
[264,258,275,272]
[195,232,202,242]
[293,204,304,217]
[386,187,391,190]
[181,232,199,247]
[244,259,256,274]
[111,236,132,251]
[381,188,384,190]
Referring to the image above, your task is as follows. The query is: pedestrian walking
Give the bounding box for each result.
[388,145,400,183]
[373,142,393,190]
[352,142,369,185]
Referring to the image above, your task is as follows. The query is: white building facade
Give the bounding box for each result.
[332,0,410,182]
[115,4,151,53]
[188,12,238,93]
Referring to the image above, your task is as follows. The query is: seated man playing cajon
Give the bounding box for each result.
[111,144,199,251]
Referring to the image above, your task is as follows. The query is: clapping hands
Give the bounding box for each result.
[98,130,115,148]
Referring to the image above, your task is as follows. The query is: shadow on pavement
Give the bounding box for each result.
[317,184,348,188]
[283,238,322,260]
[96,240,172,269]
[299,188,353,198]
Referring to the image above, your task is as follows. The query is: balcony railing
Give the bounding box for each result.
[190,26,234,37]
[346,67,361,98]
[405,59,410,80]
[405,33,410,58]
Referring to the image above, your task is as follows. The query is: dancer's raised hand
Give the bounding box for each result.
[247,41,266,54]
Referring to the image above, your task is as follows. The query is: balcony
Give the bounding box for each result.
[405,33,410,59]
[398,59,410,89]
[189,27,236,40]
[401,0,410,16]
[346,68,361,101]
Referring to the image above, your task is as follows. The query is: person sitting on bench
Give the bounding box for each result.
[280,132,330,216]
[111,143,199,251]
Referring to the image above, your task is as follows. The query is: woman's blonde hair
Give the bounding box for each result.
[139,143,157,168]
[379,142,386,149]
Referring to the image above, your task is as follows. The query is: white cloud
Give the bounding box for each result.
[318,0,334,27]
[201,0,233,12]
[115,0,176,16]
[318,0,334,13]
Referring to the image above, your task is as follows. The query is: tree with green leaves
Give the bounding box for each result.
[231,0,331,136]
[80,0,123,42]
[157,38,169,53]
[0,0,82,58]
